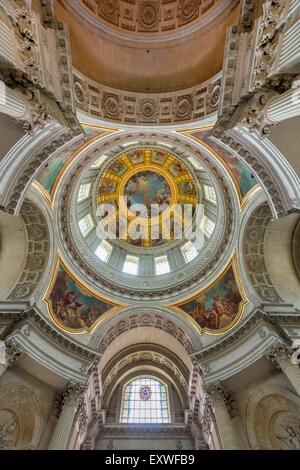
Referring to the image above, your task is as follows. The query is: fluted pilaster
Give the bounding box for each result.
[205,383,240,450]
[48,382,86,450]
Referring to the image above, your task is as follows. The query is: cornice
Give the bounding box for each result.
[190,309,299,361]
[0,308,100,362]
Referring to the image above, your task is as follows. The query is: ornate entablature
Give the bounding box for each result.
[214,0,300,137]
[95,147,201,249]
[73,69,221,126]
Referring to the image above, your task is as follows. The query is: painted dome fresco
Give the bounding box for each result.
[1,0,300,453]
[54,132,239,304]
[96,147,200,248]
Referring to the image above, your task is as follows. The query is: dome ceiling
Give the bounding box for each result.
[94,147,200,248]
[53,131,239,304]
[55,0,239,93]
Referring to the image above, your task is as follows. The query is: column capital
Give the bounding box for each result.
[62,381,87,406]
[205,382,226,408]
[205,383,237,416]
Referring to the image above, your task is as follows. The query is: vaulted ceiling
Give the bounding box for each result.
[56,0,240,93]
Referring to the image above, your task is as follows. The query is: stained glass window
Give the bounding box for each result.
[120,377,170,424]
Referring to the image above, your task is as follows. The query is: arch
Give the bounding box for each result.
[265,213,300,309]
[245,385,300,449]
[0,123,79,215]
[214,127,300,217]
[97,312,194,372]
[240,199,283,304]
[104,368,185,428]
[6,199,50,301]
[102,343,190,411]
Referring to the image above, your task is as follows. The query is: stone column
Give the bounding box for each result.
[266,343,300,396]
[48,382,86,450]
[0,81,29,120]
[0,339,23,377]
[206,383,240,450]
[39,392,63,449]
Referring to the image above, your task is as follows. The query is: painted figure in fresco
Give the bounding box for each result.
[180,181,196,195]
[125,171,171,213]
[193,296,216,329]
[108,160,126,175]
[129,149,144,163]
[170,162,185,176]
[99,180,116,194]
[50,270,112,330]
[152,150,167,165]
[55,291,86,329]
[184,268,242,330]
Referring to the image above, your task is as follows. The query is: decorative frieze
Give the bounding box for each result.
[67,0,226,36]
[0,308,100,363]
[103,349,188,394]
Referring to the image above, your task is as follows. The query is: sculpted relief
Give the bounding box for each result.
[271,412,300,450]
[247,387,300,450]
[0,409,18,450]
